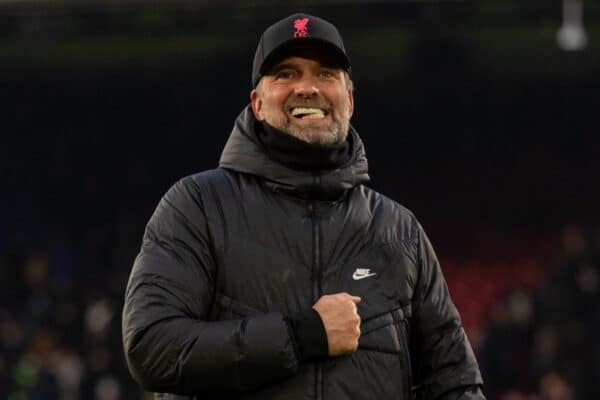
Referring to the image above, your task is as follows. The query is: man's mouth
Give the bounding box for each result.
[290,107,328,119]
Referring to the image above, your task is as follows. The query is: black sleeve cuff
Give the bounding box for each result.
[287,308,329,362]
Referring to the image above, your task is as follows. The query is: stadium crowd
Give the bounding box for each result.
[1,217,597,399]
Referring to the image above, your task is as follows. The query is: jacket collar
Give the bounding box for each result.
[219,106,370,201]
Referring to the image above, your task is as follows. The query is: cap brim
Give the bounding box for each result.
[259,38,351,77]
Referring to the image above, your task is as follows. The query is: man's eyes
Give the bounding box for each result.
[273,69,337,80]
[275,70,296,79]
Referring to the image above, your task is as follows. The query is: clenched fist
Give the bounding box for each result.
[312,292,361,357]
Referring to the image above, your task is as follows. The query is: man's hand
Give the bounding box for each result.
[312,292,361,357]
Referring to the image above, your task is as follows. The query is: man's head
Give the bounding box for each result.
[250,14,354,145]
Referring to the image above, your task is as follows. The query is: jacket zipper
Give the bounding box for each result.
[310,202,323,298]
[308,200,323,400]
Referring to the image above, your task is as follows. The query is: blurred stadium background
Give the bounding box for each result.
[1,1,599,399]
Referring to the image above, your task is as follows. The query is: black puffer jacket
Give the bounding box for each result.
[122,107,484,399]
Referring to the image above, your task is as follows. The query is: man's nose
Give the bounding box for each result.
[294,76,319,97]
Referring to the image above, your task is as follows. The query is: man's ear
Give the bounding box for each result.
[347,89,354,118]
[250,89,264,121]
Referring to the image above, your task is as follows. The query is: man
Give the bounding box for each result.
[122,13,485,400]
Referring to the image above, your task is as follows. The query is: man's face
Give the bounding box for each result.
[250,54,354,145]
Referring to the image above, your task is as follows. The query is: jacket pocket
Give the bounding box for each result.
[395,317,413,400]
[359,304,410,351]
[359,304,413,398]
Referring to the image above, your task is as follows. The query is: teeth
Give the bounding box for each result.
[291,107,325,118]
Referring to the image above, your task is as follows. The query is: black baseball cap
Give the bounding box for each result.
[252,13,351,87]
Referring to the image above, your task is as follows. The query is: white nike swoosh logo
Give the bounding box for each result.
[352,271,377,280]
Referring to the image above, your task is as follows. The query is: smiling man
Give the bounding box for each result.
[251,53,353,145]
[123,14,485,400]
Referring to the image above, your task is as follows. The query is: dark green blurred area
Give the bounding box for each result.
[1,1,599,78]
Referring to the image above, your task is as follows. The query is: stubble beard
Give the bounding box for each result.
[265,95,350,146]
[283,116,349,146]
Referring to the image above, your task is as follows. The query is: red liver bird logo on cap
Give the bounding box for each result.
[293,17,309,37]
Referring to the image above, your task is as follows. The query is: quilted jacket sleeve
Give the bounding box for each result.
[122,178,298,395]
[411,225,485,400]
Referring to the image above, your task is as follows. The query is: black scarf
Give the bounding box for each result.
[257,122,352,172]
